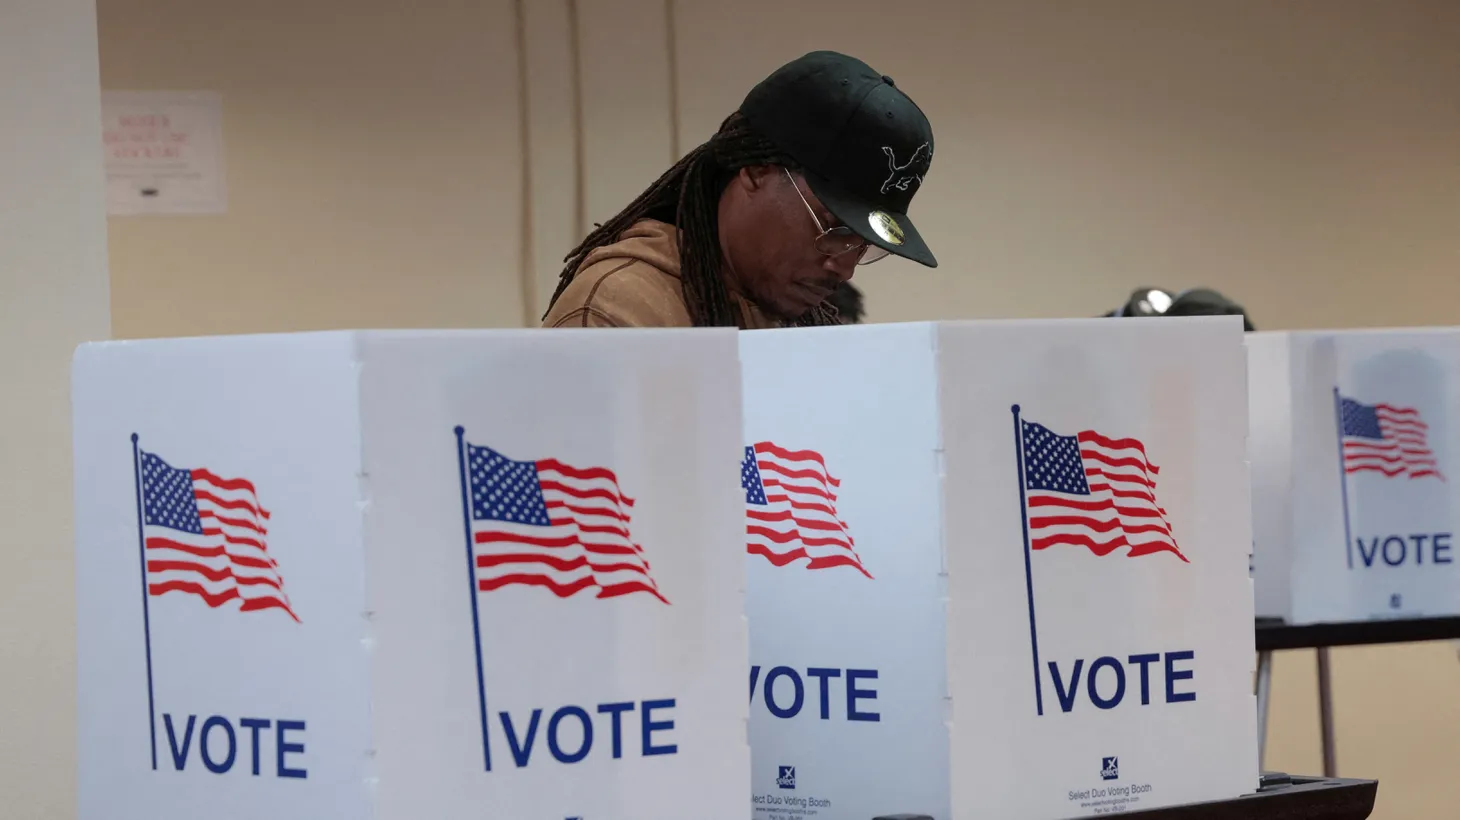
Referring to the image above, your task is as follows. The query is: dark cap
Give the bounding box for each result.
[1107,286,1256,331]
[739,51,937,267]
[1166,287,1255,330]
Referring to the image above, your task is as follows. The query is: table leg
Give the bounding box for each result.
[1317,647,1336,777]
[1255,650,1272,769]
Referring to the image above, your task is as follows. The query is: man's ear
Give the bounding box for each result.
[738,165,778,191]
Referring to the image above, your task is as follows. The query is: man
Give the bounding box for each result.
[541,50,937,329]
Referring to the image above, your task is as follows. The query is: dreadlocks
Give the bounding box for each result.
[544,112,841,328]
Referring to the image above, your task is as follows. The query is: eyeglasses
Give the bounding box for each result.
[784,169,891,266]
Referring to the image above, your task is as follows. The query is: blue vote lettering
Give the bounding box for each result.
[749,665,880,722]
[1046,651,1195,713]
[492,699,676,769]
[161,714,306,778]
[1354,533,1453,568]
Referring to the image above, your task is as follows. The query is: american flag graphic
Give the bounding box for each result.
[741,442,872,578]
[138,450,299,621]
[463,441,668,604]
[1018,418,1187,563]
[1339,396,1443,480]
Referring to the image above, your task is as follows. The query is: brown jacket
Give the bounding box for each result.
[541,219,781,329]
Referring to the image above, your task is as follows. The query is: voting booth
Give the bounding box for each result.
[1249,328,1460,625]
[740,318,1259,819]
[72,330,750,820]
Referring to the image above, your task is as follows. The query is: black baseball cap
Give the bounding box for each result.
[739,51,938,267]
[1106,286,1256,331]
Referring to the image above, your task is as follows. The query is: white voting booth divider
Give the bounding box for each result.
[1249,328,1460,625]
[71,330,750,820]
[740,318,1259,819]
[73,321,1262,820]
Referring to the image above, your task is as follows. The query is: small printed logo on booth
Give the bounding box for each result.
[741,442,872,578]
[777,766,797,789]
[1101,757,1119,781]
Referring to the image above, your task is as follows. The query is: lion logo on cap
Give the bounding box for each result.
[880,143,932,195]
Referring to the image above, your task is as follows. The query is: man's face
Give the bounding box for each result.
[720,167,864,319]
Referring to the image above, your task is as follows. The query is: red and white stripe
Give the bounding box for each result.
[473,459,667,603]
[1344,404,1443,480]
[145,469,300,621]
[1028,431,1188,562]
[746,442,872,578]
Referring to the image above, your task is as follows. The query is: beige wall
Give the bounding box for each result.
[674,0,1460,330]
[99,0,527,337]
[0,2,112,818]
[93,1,1460,818]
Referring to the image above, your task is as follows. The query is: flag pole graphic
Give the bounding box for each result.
[130,433,159,770]
[1332,388,1356,569]
[1011,405,1044,717]
[454,426,492,772]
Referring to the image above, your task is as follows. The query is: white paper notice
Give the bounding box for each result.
[102,91,226,215]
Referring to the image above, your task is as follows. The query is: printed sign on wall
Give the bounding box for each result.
[102,91,226,215]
